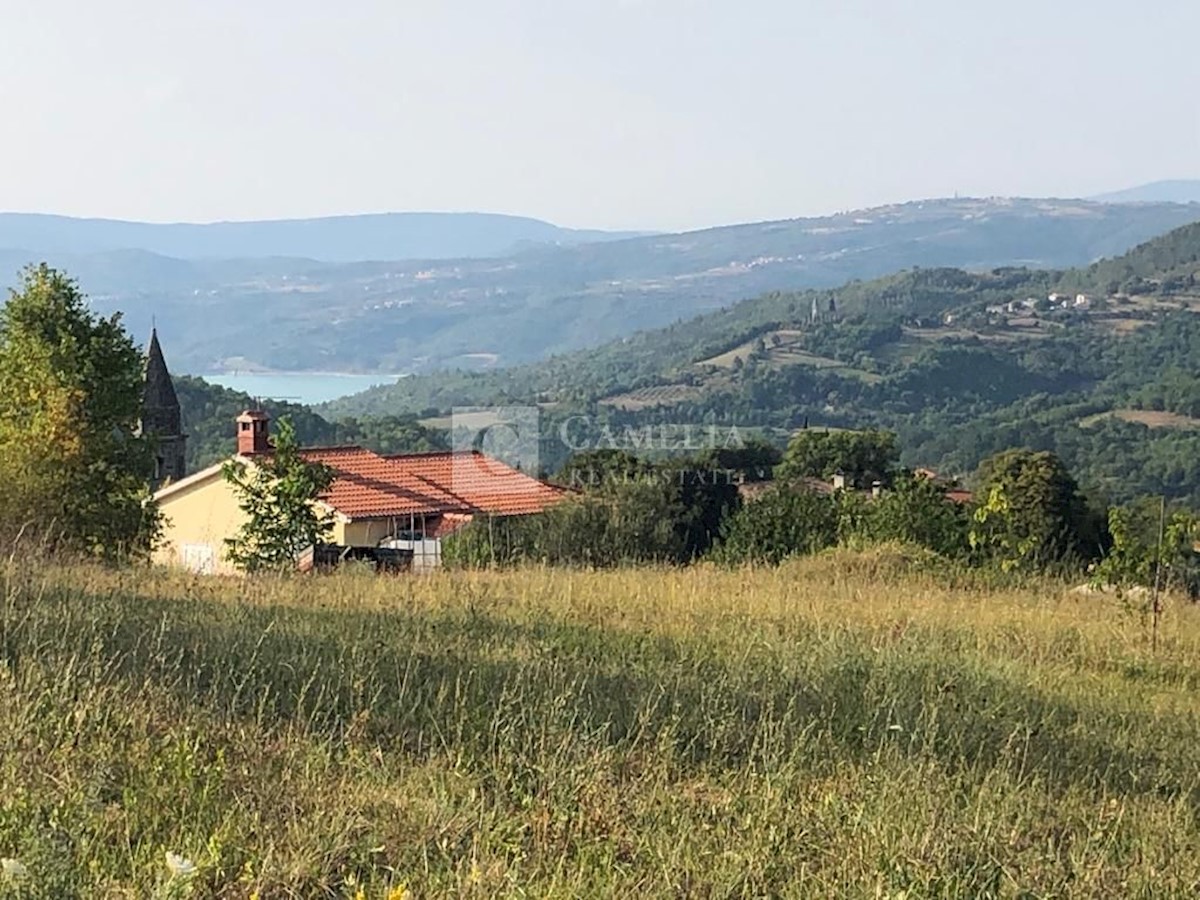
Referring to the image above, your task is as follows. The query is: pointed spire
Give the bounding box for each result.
[142,328,181,436]
[141,328,188,489]
[143,328,179,412]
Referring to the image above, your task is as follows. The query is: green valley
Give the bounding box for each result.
[324,222,1200,505]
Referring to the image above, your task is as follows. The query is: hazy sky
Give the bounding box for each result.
[1,0,1197,231]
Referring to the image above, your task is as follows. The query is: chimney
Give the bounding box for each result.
[871,480,883,499]
[236,409,271,456]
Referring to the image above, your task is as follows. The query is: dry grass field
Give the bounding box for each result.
[3,551,1200,897]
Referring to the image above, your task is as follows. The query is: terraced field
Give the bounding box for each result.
[598,383,707,410]
[1081,408,1200,430]
[698,329,882,382]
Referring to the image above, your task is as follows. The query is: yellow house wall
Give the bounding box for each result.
[155,470,413,573]
[154,472,246,575]
[154,457,450,573]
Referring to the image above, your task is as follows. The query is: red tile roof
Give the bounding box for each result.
[300,446,466,519]
[386,450,569,516]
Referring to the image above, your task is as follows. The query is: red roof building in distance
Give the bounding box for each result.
[385,450,570,518]
[152,407,570,574]
[299,446,466,519]
[296,446,569,545]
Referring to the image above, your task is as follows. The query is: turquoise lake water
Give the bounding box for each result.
[201,372,404,406]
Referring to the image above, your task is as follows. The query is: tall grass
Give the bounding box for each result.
[2,548,1200,897]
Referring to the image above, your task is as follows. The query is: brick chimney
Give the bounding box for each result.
[236,409,271,456]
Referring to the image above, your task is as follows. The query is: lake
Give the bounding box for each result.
[201,372,405,406]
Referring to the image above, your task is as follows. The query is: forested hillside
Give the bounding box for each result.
[6,197,1196,374]
[324,221,1200,504]
[175,376,446,472]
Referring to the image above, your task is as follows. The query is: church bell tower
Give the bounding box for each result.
[141,328,187,490]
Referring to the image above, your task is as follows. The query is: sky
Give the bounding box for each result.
[1,0,1198,232]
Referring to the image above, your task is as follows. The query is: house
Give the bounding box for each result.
[152,410,568,574]
[914,467,974,504]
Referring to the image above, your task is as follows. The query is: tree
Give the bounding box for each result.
[969,449,1101,572]
[713,487,838,565]
[0,264,158,557]
[695,438,782,483]
[222,418,336,572]
[777,429,898,489]
[1092,499,1200,597]
[554,449,655,490]
[859,471,970,557]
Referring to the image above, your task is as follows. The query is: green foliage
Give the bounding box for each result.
[448,452,740,568]
[856,472,971,557]
[1067,220,1200,297]
[176,375,448,472]
[1092,499,1200,596]
[778,429,898,488]
[1129,367,1200,418]
[553,449,658,490]
[175,376,333,471]
[447,487,684,568]
[715,472,970,566]
[969,450,1101,572]
[315,218,1200,510]
[802,317,903,364]
[221,419,336,572]
[334,414,449,456]
[0,264,158,557]
[694,438,782,483]
[713,487,838,565]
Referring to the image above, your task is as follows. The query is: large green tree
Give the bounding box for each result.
[713,487,839,565]
[0,264,158,556]
[859,471,971,557]
[969,449,1102,572]
[222,418,336,572]
[1092,498,1200,597]
[777,429,898,489]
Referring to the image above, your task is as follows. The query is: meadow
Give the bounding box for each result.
[2,550,1200,898]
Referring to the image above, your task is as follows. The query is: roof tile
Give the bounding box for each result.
[386,450,569,516]
[300,446,466,519]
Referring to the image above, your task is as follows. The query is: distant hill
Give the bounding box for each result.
[1090,180,1200,205]
[4,197,1199,375]
[0,211,645,263]
[326,215,1200,419]
[320,218,1200,505]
